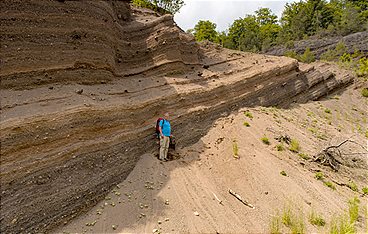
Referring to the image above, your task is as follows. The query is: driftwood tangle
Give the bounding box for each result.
[313,139,367,171]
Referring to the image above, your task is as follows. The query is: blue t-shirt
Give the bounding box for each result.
[159,119,171,137]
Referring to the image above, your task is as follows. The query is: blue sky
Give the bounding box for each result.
[174,0,296,32]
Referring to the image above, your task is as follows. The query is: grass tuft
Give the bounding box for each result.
[348,197,360,223]
[324,108,332,114]
[329,214,356,234]
[315,172,324,180]
[281,205,305,234]
[362,187,368,195]
[289,139,300,153]
[232,140,239,158]
[298,153,310,160]
[280,171,288,176]
[324,181,336,190]
[244,111,253,119]
[309,210,326,226]
[276,144,284,151]
[243,121,250,127]
[261,136,270,145]
[348,181,359,192]
[270,215,281,234]
[361,88,368,97]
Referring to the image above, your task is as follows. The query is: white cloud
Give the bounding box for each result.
[174,0,296,32]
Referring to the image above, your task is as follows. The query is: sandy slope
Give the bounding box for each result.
[60,86,367,233]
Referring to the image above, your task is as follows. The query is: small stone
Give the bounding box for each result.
[153,229,159,233]
[76,89,83,94]
[112,225,117,230]
[158,220,162,224]
[164,199,169,205]
[165,218,169,222]
[194,211,199,216]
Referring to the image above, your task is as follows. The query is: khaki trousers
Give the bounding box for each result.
[159,136,170,160]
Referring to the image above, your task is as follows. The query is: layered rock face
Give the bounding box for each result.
[266,31,368,58]
[0,1,354,233]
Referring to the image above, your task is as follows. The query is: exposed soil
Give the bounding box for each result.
[59,86,367,233]
[0,1,366,233]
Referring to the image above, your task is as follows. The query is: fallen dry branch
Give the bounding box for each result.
[313,139,368,171]
[275,135,292,145]
[228,189,255,209]
[212,192,223,205]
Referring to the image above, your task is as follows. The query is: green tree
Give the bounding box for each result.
[280,0,335,40]
[255,8,281,51]
[132,0,184,14]
[193,20,218,42]
[217,31,232,48]
[255,7,278,26]
[228,15,261,51]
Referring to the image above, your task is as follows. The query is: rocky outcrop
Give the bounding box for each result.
[266,31,368,58]
[0,1,355,233]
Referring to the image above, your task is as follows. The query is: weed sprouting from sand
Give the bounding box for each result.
[289,139,300,153]
[232,140,239,159]
[280,204,305,234]
[315,172,324,180]
[270,215,281,234]
[309,210,326,226]
[362,187,368,195]
[361,88,368,97]
[291,218,305,234]
[324,181,336,190]
[308,127,317,134]
[280,171,287,176]
[329,197,360,233]
[348,197,360,223]
[243,121,250,127]
[348,181,359,192]
[298,153,309,160]
[307,111,315,117]
[244,111,253,119]
[325,108,332,114]
[329,214,356,234]
[282,206,292,226]
[261,136,270,145]
[276,144,284,151]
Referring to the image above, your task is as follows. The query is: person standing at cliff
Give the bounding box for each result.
[158,112,171,161]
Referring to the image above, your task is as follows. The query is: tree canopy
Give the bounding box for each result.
[190,0,368,52]
[132,0,184,14]
[193,20,218,42]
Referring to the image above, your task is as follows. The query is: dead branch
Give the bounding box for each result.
[212,192,223,205]
[275,135,292,145]
[228,189,255,209]
[313,139,367,171]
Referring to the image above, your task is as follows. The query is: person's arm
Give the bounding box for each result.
[159,120,164,138]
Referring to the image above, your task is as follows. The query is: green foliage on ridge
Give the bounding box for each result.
[189,0,368,53]
[132,0,184,14]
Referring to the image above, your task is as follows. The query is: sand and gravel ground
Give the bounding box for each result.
[60,86,367,234]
